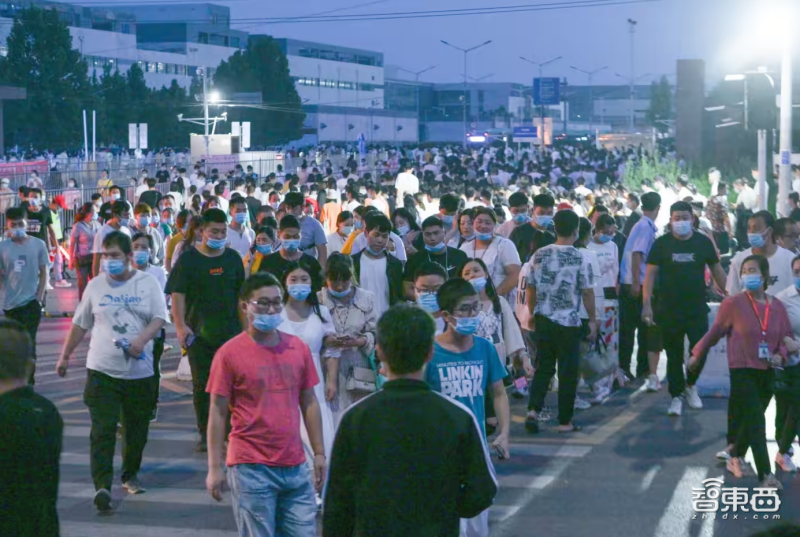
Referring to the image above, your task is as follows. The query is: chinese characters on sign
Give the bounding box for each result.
[692,478,780,520]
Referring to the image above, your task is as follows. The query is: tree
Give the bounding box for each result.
[646,75,673,133]
[0,6,92,149]
[213,36,305,146]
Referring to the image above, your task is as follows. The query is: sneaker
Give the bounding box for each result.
[685,385,703,409]
[549,376,559,392]
[574,397,592,411]
[646,374,660,392]
[726,457,745,478]
[668,397,683,416]
[776,453,798,473]
[761,473,783,490]
[54,280,71,288]
[715,447,732,461]
[194,437,208,453]
[93,488,112,512]
[45,283,54,291]
[122,478,146,494]
[149,406,158,423]
[590,386,611,405]
[163,343,174,352]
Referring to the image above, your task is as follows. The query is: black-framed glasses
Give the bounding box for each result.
[450,303,482,316]
[248,299,283,313]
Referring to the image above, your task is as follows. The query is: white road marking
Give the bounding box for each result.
[641,464,662,491]
[61,522,237,537]
[653,466,708,537]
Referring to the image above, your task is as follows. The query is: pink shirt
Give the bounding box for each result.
[693,293,792,370]
[207,332,319,467]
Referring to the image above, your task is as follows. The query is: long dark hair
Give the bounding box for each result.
[183,215,203,251]
[279,261,323,321]
[76,202,94,223]
[391,207,421,233]
[457,258,501,315]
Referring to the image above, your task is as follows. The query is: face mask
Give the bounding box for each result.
[152,213,161,224]
[535,214,553,228]
[282,239,301,252]
[328,285,351,298]
[342,226,353,235]
[252,312,283,332]
[741,274,763,291]
[138,216,150,227]
[288,283,312,301]
[8,228,26,239]
[470,277,487,293]
[119,218,130,228]
[441,215,455,227]
[476,232,493,241]
[354,220,363,230]
[234,213,247,224]
[133,251,150,266]
[256,244,273,255]
[91,212,99,221]
[111,194,121,201]
[165,217,174,225]
[366,245,384,256]
[101,259,126,276]
[425,241,446,253]
[794,276,800,291]
[29,198,41,208]
[416,292,439,313]
[397,224,410,236]
[207,237,227,250]
[598,233,614,244]
[94,202,102,210]
[672,220,692,237]
[451,315,480,336]
[513,214,530,224]
[748,232,766,248]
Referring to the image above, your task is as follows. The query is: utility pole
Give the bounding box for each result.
[441,40,492,149]
[628,19,638,131]
[396,65,437,143]
[570,64,608,135]
[778,25,794,217]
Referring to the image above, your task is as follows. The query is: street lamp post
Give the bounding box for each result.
[627,19,638,131]
[441,39,492,148]
[520,55,562,152]
[396,65,437,143]
[778,34,793,217]
[570,65,608,135]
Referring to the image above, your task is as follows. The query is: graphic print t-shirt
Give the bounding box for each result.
[73,271,169,379]
[425,336,507,439]
[528,244,595,327]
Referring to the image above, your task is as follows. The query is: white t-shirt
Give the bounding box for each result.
[578,249,604,320]
[360,255,390,317]
[528,244,595,328]
[351,231,407,262]
[459,236,521,298]
[74,271,170,380]
[726,246,795,296]
[587,240,619,290]
[395,172,420,201]
[226,226,255,258]
[144,264,168,291]
[326,231,347,255]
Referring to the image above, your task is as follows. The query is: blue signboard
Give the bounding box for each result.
[513,127,538,141]
[533,77,561,106]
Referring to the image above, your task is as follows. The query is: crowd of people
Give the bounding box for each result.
[5,140,800,537]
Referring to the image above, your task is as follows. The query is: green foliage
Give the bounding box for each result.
[645,76,672,133]
[623,152,711,196]
[213,36,305,146]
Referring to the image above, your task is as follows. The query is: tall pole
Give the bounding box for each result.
[82,110,88,163]
[778,36,793,217]
[202,68,210,161]
[628,19,638,132]
[441,40,492,149]
[758,129,768,211]
[92,110,96,162]
[521,55,562,154]
[570,65,607,136]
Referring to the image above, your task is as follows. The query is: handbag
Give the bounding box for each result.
[345,364,377,393]
[579,336,616,385]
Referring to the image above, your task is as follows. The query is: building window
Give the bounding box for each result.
[198,32,209,44]
[121,22,131,34]
[147,62,156,73]
[230,37,240,48]
[299,47,319,59]
[319,50,337,61]
[176,65,187,76]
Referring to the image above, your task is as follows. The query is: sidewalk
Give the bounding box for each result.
[44,284,79,316]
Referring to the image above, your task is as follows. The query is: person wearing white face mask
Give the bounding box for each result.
[131,203,165,267]
[92,201,131,277]
[326,211,353,255]
[460,207,521,301]
[642,201,728,418]
[226,198,255,258]
[497,192,531,239]
[727,211,795,296]
[402,215,468,300]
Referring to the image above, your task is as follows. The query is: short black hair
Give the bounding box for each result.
[595,213,616,230]
[775,217,796,240]
[280,214,301,232]
[284,191,304,208]
[365,213,392,233]
[103,230,133,255]
[472,206,497,224]
[436,277,477,314]
[414,261,448,282]
[553,209,579,238]
[533,193,555,209]
[750,210,776,230]
[325,252,355,283]
[111,200,130,217]
[131,232,153,250]
[670,201,694,215]
[5,206,25,221]
[508,192,530,208]
[0,319,34,380]
[641,192,661,212]
[202,208,228,225]
[421,215,444,231]
[240,272,284,300]
[628,192,640,205]
[376,305,435,375]
[439,193,460,214]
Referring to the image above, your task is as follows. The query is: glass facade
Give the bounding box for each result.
[293,77,381,93]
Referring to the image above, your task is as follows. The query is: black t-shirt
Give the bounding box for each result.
[165,247,245,345]
[245,196,262,222]
[509,224,556,263]
[791,207,800,223]
[257,252,324,289]
[156,170,170,183]
[647,231,719,323]
[0,387,62,537]
[139,190,162,213]
[404,247,468,282]
[25,207,52,244]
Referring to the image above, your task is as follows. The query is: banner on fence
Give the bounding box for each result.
[0,160,49,177]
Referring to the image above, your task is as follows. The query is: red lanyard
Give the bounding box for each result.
[746,293,770,339]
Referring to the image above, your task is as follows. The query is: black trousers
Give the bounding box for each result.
[528,315,582,426]
[661,315,709,398]
[729,368,774,480]
[5,298,42,385]
[83,369,157,491]
[187,336,223,438]
[152,330,165,410]
[775,365,800,453]
[619,285,648,377]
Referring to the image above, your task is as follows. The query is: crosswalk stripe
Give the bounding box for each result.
[61,522,237,537]
[64,426,198,442]
[61,452,208,471]
[509,443,591,458]
[654,466,708,537]
[59,482,231,506]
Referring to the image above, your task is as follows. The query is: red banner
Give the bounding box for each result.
[0,160,49,177]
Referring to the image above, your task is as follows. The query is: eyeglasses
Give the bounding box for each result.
[450,303,482,316]
[415,287,440,294]
[248,299,283,312]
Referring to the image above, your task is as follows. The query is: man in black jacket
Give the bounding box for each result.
[323,305,497,537]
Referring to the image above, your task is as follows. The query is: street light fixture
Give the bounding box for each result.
[396,65,437,140]
[570,64,607,134]
[441,39,492,148]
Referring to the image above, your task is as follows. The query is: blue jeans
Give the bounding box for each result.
[227,463,316,537]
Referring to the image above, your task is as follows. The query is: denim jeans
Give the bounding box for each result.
[227,463,316,537]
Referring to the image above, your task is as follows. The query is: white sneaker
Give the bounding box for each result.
[685,385,703,409]
[54,280,71,288]
[590,386,611,405]
[776,452,798,473]
[574,397,592,410]
[668,397,683,416]
[646,374,660,392]
[727,457,745,478]
[761,473,783,490]
[549,376,559,392]
[715,447,732,461]
[45,283,54,291]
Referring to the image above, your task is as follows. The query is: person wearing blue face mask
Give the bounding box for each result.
[402,216,468,301]
[426,277,510,537]
[132,203,165,268]
[497,191,531,239]
[92,200,131,278]
[642,201,728,418]
[70,202,102,300]
[57,231,168,510]
[412,261,448,335]
[509,193,556,264]
[244,225,277,278]
[257,214,324,287]
[166,208,245,453]
[226,198,255,258]
[460,207,522,301]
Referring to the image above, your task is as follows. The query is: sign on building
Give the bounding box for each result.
[513,126,538,142]
[533,78,560,106]
[128,123,148,150]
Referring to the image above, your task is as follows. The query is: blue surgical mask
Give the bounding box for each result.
[342,226,353,235]
[354,220,363,230]
[425,242,446,253]
[441,215,455,227]
[288,284,312,301]
[282,239,301,252]
[598,234,614,244]
[672,220,693,237]
[476,232,494,242]
[794,276,800,291]
[328,285,351,298]
[417,292,439,313]
[133,251,149,266]
[252,312,283,332]
[234,213,247,224]
[366,246,384,256]
[470,277,487,293]
[29,198,41,207]
[119,218,130,228]
[138,216,150,228]
[101,259,126,276]
[452,315,481,336]
[8,228,26,239]
[741,274,763,291]
[514,214,530,224]
[535,215,553,228]
[207,237,227,250]
[256,244,273,255]
[165,217,174,225]
[748,232,766,248]
[397,225,410,236]
[152,213,161,224]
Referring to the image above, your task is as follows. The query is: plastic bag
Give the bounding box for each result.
[176,354,192,381]
[580,337,617,385]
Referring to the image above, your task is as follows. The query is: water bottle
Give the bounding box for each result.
[114,338,144,360]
